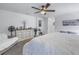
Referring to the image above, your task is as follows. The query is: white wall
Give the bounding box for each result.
[0,10,41,34]
[0,10,48,35]
[43,17,48,34]
[55,11,79,34]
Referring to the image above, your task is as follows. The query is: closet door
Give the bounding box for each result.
[48,17,55,33]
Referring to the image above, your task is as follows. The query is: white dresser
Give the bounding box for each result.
[15,29,34,41]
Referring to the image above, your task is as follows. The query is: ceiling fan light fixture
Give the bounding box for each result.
[40,11,46,15]
[32,3,55,15]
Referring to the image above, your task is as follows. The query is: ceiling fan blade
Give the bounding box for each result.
[34,10,41,13]
[32,7,40,10]
[45,3,50,9]
[46,10,55,12]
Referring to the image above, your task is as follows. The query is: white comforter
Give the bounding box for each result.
[23,32,79,55]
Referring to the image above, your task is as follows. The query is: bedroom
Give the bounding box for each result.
[0,3,79,55]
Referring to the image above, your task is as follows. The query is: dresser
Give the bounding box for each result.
[15,29,34,41]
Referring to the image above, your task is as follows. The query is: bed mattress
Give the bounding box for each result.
[23,32,79,55]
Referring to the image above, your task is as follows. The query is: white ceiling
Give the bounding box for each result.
[0,3,79,18]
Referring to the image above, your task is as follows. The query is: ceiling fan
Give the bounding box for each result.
[32,3,55,15]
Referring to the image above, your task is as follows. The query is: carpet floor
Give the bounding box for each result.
[2,38,32,55]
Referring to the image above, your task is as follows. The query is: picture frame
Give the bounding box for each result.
[63,19,79,26]
[38,20,42,27]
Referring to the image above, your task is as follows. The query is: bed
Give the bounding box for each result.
[23,32,79,55]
